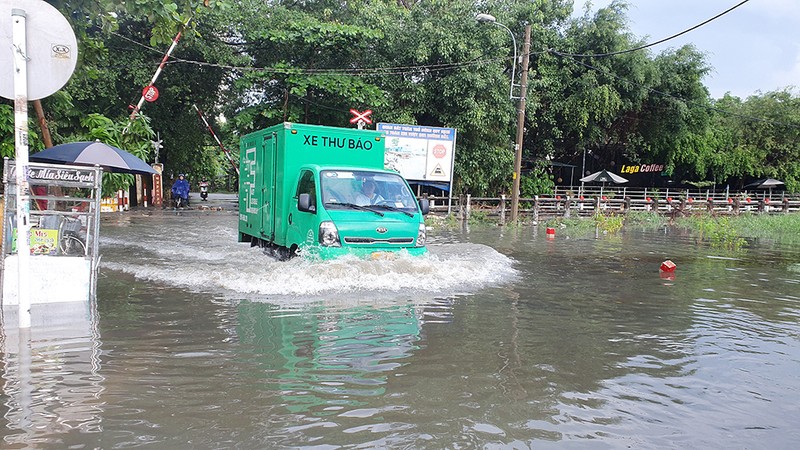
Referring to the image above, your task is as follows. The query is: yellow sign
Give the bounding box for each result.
[31,229,60,255]
[12,228,60,255]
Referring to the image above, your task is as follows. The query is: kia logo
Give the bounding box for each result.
[376,227,387,234]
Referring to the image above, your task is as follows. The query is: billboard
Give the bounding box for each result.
[377,123,456,183]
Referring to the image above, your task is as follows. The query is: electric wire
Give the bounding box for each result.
[109,30,542,77]
[556,0,751,58]
[104,0,794,128]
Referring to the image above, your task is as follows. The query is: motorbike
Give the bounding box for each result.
[199,181,209,201]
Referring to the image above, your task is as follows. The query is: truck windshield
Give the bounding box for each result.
[320,170,418,213]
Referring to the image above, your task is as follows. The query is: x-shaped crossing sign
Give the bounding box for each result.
[349,109,373,127]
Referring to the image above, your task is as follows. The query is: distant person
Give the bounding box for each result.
[354,179,384,206]
[171,173,190,208]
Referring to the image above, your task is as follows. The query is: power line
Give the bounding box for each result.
[111,30,509,77]
[556,0,751,58]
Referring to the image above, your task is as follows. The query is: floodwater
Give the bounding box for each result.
[2,196,800,448]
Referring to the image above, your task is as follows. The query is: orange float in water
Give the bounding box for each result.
[660,260,676,272]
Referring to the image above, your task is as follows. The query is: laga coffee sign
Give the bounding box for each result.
[620,163,664,175]
[10,165,98,185]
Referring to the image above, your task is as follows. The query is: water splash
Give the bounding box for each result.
[99,213,518,300]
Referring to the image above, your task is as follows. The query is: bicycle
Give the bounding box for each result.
[58,216,87,256]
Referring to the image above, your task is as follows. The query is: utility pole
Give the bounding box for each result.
[510,24,531,222]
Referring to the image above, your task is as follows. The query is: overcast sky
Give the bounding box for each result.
[576,0,800,99]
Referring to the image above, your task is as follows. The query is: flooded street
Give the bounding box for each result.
[3,197,800,448]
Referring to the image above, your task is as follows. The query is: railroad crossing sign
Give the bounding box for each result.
[349,109,373,129]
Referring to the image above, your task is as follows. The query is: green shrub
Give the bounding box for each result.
[678,214,747,249]
[593,213,624,234]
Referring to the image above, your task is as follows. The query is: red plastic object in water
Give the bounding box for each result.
[546,227,556,239]
[660,260,676,272]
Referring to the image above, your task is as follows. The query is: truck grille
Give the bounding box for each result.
[343,237,415,245]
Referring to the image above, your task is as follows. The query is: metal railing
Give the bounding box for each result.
[424,187,800,222]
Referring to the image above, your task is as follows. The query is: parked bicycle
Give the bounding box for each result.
[58,216,86,256]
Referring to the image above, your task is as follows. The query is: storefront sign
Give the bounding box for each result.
[9,165,98,185]
[620,163,664,174]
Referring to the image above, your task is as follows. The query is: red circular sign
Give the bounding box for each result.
[432,144,447,158]
[142,85,159,102]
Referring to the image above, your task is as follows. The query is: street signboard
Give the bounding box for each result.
[377,123,456,183]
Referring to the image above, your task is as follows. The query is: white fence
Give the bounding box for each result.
[426,186,800,222]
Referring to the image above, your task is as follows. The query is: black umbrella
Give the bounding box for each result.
[29,140,157,175]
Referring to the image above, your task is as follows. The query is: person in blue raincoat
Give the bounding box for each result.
[171,173,190,208]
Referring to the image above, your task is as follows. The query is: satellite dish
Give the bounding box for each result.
[0,0,78,100]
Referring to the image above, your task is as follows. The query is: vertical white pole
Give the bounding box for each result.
[12,8,31,329]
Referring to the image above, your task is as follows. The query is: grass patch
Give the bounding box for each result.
[625,211,668,229]
[675,214,747,249]
[723,213,800,245]
[425,213,461,230]
[429,208,800,246]
[594,213,624,234]
[675,213,800,247]
[542,217,596,235]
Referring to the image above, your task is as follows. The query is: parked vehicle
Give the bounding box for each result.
[238,122,429,260]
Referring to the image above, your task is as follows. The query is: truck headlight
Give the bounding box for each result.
[416,223,426,247]
[319,221,341,247]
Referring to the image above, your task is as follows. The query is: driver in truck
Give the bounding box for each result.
[355,179,384,206]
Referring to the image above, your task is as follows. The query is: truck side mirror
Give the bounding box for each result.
[418,198,430,215]
[298,193,316,213]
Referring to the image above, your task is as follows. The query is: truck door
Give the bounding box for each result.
[260,133,278,241]
[239,136,260,241]
[286,169,318,250]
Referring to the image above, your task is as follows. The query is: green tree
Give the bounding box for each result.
[4,0,797,198]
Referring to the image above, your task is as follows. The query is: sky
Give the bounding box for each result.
[576,0,800,99]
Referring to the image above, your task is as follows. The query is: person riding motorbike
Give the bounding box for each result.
[171,173,190,208]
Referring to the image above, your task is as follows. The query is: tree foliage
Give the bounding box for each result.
[2,0,799,196]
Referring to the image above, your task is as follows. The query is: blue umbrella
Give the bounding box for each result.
[29,140,157,175]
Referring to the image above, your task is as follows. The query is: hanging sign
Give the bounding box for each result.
[142,85,159,102]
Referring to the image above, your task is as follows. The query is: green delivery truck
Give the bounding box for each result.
[238,122,430,260]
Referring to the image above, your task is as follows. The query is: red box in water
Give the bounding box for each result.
[660,260,676,272]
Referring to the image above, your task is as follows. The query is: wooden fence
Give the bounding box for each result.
[426,187,800,223]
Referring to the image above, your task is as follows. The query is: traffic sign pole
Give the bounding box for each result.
[12,7,31,328]
[125,17,191,127]
[193,104,240,175]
